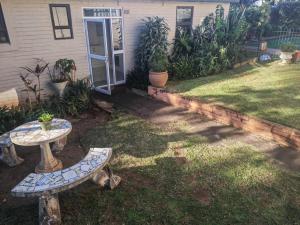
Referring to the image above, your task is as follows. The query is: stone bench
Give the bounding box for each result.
[11,148,121,225]
[0,132,24,167]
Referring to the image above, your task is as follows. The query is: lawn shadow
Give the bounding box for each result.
[1,120,300,225]
[80,113,197,158]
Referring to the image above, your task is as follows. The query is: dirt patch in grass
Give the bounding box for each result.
[192,187,211,206]
[120,170,156,190]
[0,108,110,208]
[173,147,188,165]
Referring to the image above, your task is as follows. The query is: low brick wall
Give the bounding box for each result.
[148,86,300,150]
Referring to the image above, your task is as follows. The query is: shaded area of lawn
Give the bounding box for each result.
[2,113,299,225]
[168,62,300,130]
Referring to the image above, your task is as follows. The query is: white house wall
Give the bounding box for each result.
[0,0,230,102]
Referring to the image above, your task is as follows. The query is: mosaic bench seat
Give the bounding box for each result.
[0,132,23,167]
[11,147,121,225]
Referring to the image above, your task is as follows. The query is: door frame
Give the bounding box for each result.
[84,18,111,94]
[83,7,126,94]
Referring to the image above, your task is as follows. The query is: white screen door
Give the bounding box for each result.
[85,19,111,94]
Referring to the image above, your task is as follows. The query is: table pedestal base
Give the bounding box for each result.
[92,166,121,190]
[36,143,63,173]
[39,194,61,225]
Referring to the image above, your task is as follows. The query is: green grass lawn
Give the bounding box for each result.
[2,113,299,225]
[168,62,300,130]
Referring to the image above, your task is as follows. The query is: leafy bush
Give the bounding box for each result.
[126,69,149,90]
[149,50,168,72]
[0,105,42,135]
[61,79,92,116]
[135,17,169,73]
[48,58,76,83]
[270,2,300,30]
[280,43,297,52]
[171,56,195,80]
[0,78,93,134]
[0,106,26,135]
[170,5,249,80]
[127,17,169,90]
[244,4,270,39]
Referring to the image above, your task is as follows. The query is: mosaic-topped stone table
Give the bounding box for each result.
[10,119,72,173]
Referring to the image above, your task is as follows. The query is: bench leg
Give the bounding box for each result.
[0,145,24,167]
[39,194,61,225]
[52,137,67,153]
[92,166,121,190]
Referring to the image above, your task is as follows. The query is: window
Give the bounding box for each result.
[83,8,122,18]
[49,4,73,39]
[0,3,9,43]
[176,6,193,33]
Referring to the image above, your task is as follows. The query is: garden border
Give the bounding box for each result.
[148,86,300,150]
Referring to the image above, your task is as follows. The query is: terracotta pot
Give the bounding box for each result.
[149,71,168,88]
[292,51,300,62]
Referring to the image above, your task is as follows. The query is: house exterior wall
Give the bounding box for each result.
[0,0,230,102]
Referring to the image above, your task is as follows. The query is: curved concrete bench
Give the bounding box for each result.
[11,148,121,225]
[0,132,23,167]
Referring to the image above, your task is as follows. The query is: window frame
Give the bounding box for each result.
[0,3,10,44]
[49,4,74,40]
[176,6,194,33]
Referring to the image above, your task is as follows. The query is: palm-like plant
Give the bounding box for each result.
[20,58,48,104]
[135,16,170,73]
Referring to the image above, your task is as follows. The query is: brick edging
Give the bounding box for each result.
[148,86,300,150]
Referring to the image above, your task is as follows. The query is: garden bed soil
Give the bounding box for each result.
[0,108,110,208]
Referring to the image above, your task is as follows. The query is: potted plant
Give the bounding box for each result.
[292,50,300,62]
[280,43,297,63]
[148,50,169,88]
[48,59,76,97]
[38,113,54,131]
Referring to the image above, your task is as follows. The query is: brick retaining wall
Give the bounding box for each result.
[148,86,300,150]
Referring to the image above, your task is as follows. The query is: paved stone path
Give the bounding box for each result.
[98,90,300,172]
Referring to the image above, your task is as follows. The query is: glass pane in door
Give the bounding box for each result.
[87,21,105,55]
[114,53,124,82]
[105,19,115,84]
[91,58,108,87]
[112,18,123,50]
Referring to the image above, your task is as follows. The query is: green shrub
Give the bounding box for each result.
[270,2,300,30]
[149,50,168,72]
[61,79,92,116]
[0,105,42,135]
[126,69,149,90]
[135,17,169,73]
[0,106,25,135]
[0,78,93,134]
[170,5,249,80]
[172,56,195,80]
[280,43,297,52]
[127,16,169,90]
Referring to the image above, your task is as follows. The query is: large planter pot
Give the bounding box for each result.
[280,51,294,63]
[39,120,52,131]
[49,81,68,97]
[292,51,300,62]
[149,71,168,88]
